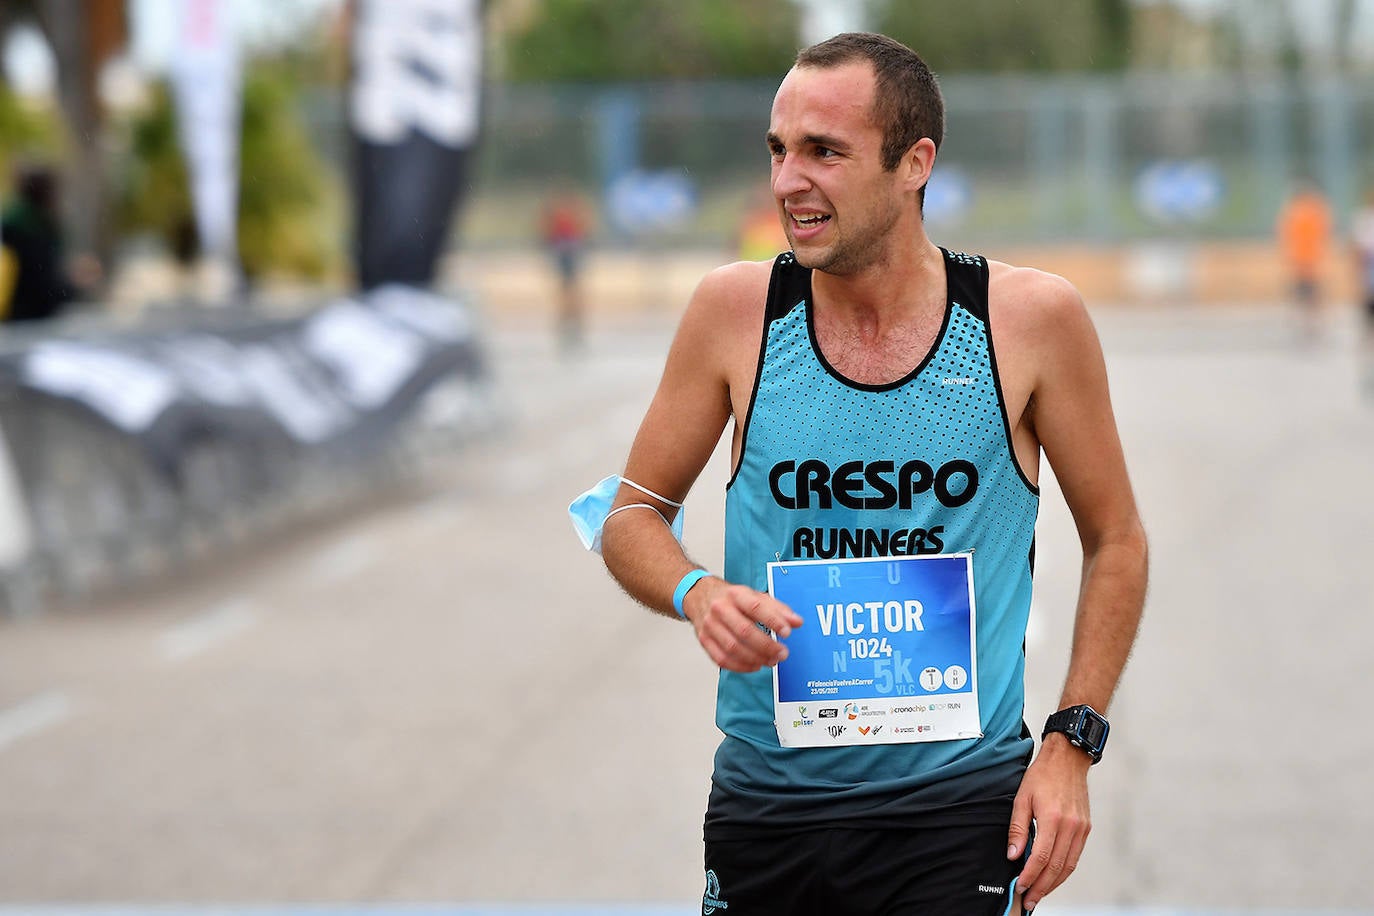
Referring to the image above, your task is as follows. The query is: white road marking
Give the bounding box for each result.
[159,598,258,662]
[0,691,74,752]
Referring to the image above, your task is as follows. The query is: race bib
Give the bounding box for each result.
[768,554,982,748]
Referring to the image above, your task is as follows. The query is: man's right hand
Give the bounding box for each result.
[684,579,804,672]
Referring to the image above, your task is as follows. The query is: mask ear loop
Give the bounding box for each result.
[604,478,683,530]
[619,478,682,508]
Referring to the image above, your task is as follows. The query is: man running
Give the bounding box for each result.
[592,33,1148,915]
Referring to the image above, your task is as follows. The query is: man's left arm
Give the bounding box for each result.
[1004,276,1149,912]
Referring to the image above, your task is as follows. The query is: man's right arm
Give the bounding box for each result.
[600,261,802,671]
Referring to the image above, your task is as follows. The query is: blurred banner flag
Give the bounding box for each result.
[170,0,242,294]
[350,0,484,291]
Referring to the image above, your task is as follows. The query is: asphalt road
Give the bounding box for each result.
[1,303,1371,913]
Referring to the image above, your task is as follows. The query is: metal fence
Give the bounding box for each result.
[397,73,1374,250]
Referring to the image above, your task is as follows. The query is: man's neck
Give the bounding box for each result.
[812,239,946,332]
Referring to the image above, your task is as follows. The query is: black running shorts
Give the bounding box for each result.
[702,821,1028,916]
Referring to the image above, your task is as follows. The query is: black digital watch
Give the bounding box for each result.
[1042,704,1109,764]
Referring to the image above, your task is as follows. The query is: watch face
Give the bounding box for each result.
[1079,713,1108,749]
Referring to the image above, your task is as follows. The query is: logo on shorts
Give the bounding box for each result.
[703,868,729,913]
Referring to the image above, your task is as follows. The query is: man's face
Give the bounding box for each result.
[767,62,905,276]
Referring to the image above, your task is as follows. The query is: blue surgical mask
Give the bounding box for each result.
[569,474,685,554]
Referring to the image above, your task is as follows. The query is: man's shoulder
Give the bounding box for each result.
[665,258,779,396]
[986,259,1080,299]
[985,260,1086,328]
[982,260,1099,374]
[699,256,778,294]
[686,257,778,321]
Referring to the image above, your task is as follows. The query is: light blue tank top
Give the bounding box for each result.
[708,249,1039,833]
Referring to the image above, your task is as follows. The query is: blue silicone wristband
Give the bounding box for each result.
[672,569,711,619]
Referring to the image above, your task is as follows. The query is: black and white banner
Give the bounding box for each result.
[0,288,488,590]
[1,288,484,464]
[350,0,484,290]
[170,0,242,283]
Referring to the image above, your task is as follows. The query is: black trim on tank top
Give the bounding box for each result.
[802,250,957,393]
[956,249,1041,497]
[764,250,809,323]
[727,251,801,490]
[944,247,990,322]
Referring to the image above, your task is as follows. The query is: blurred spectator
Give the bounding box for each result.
[735,186,789,262]
[1353,188,1374,394]
[0,165,92,324]
[542,191,591,354]
[1275,179,1332,337]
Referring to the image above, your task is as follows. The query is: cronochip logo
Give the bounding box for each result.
[703,868,729,913]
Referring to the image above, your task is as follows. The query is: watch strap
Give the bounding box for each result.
[1042,704,1108,763]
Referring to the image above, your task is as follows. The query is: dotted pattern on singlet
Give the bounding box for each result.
[713,251,1040,826]
[728,294,1036,579]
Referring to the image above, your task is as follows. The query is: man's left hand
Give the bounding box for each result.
[1007,735,1093,911]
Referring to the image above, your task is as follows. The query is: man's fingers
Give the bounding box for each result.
[692,586,800,672]
[1006,792,1033,859]
[1020,817,1090,911]
[700,615,785,672]
[1016,820,1052,894]
[718,610,785,661]
[700,630,764,672]
[747,594,802,639]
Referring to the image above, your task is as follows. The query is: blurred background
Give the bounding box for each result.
[1,1,1372,914]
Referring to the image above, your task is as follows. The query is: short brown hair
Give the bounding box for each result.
[795,32,944,172]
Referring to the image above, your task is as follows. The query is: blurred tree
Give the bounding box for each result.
[2,0,125,275]
[879,0,1132,73]
[235,66,342,280]
[118,82,189,251]
[501,0,800,81]
[497,0,1139,80]
[118,66,341,281]
[0,80,63,185]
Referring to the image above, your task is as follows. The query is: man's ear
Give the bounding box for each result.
[904,137,938,194]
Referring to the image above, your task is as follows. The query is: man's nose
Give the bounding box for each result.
[772,154,810,199]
